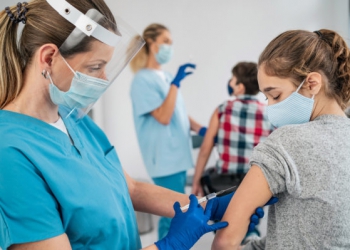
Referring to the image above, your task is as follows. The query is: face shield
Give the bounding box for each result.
[46,0,145,120]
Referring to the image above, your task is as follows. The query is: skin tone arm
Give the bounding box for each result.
[151,85,178,125]
[192,108,220,196]
[211,165,273,250]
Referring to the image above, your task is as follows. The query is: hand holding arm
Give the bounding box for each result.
[155,194,228,250]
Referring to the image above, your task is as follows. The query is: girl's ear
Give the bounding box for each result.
[305,72,322,96]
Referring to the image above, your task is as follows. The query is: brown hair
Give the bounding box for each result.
[232,62,259,95]
[258,29,350,109]
[129,23,168,73]
[0,0,115,109]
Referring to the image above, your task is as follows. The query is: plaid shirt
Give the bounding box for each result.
[216,95,274,174]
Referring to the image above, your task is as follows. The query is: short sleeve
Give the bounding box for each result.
[0,146,64,249]
[249,130,301,195]
[243,236,266,250]
[130,72,165,116]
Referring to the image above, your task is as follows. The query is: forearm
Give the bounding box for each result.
[151,85,178,125]
[131,180,189,217]
[189,116,202,133]
[193,143,213,184]
[142,244,159,250]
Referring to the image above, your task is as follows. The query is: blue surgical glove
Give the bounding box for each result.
[155,194,228,250]
[171,63,196,88]
[210,192,279,232]
[198,127,207,137]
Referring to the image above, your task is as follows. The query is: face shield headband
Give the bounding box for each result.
[46,0,145,121]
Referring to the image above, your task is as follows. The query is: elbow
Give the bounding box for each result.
[212,235,240,250]
[155,116,171,125]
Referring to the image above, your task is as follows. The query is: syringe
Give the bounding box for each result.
[180,186,236,211]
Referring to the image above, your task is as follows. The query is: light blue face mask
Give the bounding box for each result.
[155,44,173,65]
[266,80,314,128]
[48,57,110,110]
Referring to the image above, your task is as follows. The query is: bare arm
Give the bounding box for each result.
[9,234,72,250]
[189,116,203,133]
[192,108,220,195]
[151,85,178,125]
[212,165,273,250]
[124,170,189,217]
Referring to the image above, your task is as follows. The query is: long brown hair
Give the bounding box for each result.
[258,29,350,109]
[129,23,168,73]
[0,0,115,109]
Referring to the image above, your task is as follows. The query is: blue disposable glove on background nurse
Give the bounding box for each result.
[155,194,228,250]
[171,63,196,88]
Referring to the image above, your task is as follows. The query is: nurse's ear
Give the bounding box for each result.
[37,43,60,70]
[304,72,323,96]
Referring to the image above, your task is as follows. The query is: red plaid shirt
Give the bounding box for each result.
[216,95,274,174]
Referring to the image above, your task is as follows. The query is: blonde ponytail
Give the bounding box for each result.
[129,23,168,74]
[0,7,24,109]
[129,36,148,73]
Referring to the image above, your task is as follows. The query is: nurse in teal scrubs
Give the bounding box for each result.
[0,1,273,249]
[130,23,207,240]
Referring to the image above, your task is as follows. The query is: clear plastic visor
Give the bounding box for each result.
[47,0,144,120]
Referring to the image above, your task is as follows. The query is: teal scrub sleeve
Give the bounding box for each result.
[0,147,65,249]
[131,73,166,116]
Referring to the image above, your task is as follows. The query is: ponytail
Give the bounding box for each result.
[0,6,24,109]
[129,35,148,73]
[319,29,350,109]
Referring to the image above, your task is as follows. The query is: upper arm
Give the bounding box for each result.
[200,108,220,153]
[123,170,136,201]
[9,234,71,250]
[212,165,272,249]
[130,74,164,116]
[0,147,65,249]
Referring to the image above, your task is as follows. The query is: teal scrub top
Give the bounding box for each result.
[130,69,193,178]
[0,108,141,250]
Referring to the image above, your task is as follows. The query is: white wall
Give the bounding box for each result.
[3,0,349,180]
[100,0,349,180]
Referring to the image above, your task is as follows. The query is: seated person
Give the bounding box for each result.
[191,62,274,241]
[192,61,274,196]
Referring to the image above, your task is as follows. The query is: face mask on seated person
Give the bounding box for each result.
[266,79,314,128]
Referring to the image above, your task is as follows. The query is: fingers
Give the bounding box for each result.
[188,194,199,212]
[265,196,279,206]
[181,63,196,69]
[208,221,229,232]
[185,72,193,77]
[247,222,256,233]
[250,214,259,225]
[173,201,182,214]
[255,207,264,218]
[204,198,214,217]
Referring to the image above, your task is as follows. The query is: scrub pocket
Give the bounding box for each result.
[104,146,128,186]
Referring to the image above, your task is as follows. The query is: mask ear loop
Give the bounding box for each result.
[60,54,77,76]
[296,79,315,99]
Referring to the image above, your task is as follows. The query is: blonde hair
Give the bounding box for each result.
[0,0,115,109]
[129,23,168,73]
[259,29,350,110]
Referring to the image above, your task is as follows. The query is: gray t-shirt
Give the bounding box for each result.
[244,115,350,250]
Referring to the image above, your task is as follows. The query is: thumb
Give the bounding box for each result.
[207,221,229,232]
[185,72,193,77]
[173,201,182,214]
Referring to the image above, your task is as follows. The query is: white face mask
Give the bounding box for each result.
[266,80,315,128]
[48,57,110,109]
[155,44,174,64]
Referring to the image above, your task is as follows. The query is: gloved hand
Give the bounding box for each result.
[155,194,228,250]
[171,63,196,88]
[210,192,279,232]
[198,127,207,137]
